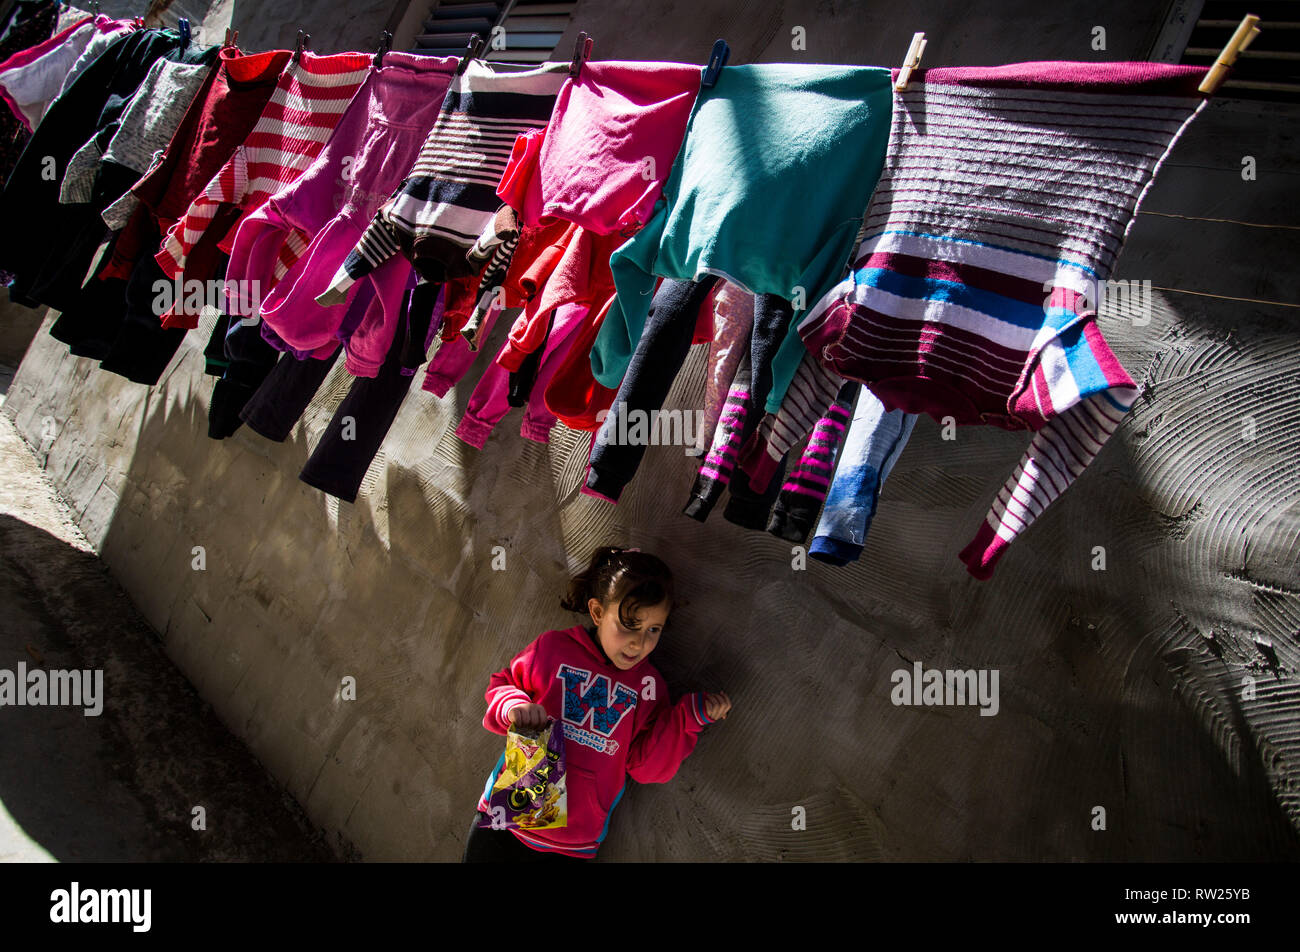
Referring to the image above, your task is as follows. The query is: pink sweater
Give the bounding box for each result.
[495,60,699,236]
[479,624,713,858]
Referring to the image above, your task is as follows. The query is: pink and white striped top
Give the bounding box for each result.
[153,51,371,305]
[796,61,1210,578]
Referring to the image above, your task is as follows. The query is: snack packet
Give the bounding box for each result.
[479,716,567,830]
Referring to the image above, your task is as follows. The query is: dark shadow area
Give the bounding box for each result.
[0,512,338,861]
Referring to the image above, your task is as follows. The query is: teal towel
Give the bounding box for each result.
[591,63,892,413]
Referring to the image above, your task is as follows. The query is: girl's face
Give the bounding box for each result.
[587,596,670,670]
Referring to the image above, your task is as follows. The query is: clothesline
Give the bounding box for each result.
[0,5,1275,585]
[1150,286,1300,309]
[1138,210,1300,231]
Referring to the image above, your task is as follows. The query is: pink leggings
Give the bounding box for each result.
[455,303,587,448]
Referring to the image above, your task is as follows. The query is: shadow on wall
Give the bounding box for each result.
[0,512,337,861]
[1,0,1298,860]
[227,0,397,56]
[9,270,1299,862]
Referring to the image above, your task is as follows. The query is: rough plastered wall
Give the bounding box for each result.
[3,0,1299,860]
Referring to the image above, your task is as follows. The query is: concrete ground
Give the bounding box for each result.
[0,364,340,862]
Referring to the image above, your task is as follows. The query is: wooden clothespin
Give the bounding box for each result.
[224,28,239,49]
[701,38,729,88]
[1198,14,1262,94]
[894,32,927,91]
[455,34,485,76]
[374,30,392,68]
[292,30,310,64]
[569,31,593,80]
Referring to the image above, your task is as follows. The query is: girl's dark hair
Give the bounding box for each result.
[560,546,674,629]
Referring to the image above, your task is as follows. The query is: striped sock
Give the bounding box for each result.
[766,382,856,543]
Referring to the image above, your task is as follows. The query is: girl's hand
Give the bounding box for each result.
[704,691,732,722]
[508,703,550,731]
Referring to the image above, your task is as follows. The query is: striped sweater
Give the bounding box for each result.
[797,61,1209,579]
[318,59,568,300]
[154,50,371,326]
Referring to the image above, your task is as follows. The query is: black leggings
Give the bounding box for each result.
[461,813,588,863]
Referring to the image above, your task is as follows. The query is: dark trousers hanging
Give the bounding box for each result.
[584,276,719,501]
[297,282,443,502]
[238,280,380,442]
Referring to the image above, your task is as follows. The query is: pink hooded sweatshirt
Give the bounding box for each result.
[478,624,715,858]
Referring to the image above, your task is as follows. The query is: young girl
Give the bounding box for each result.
[463,544,732,862]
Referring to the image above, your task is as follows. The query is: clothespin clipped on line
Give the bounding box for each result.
[569,31,593,80]
[178,18,190,49]
[455,34,485,76]
[1198,13,1262,94]
[894,32,926,91]
[701,38,729,88]
[293,29,310,64]
[374,30,392,68]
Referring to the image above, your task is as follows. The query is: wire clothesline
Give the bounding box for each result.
[1148,285,1300,309]
[1138,210,1300,231]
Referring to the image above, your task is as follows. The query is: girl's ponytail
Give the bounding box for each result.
[560,545,674,627]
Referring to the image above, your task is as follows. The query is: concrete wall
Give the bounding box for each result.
[3,0,1298,860]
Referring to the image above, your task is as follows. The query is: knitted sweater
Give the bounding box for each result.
[590,63,893,413]
[319,59,568,298]
[98,47,290,282]
[796,61,1209,578]
[154,50,371,313]
[61,56,210,212]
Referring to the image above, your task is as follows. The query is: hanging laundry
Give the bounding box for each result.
[0,0,59,191]
[297,283,445,503]
[47,46,289,371]
[692,282,753,457]
[730,349,850,495]
[541,294,620,433]
[220,52,458,416]
[590,63,893,421]
[60,56,211,208]
[678,293,797,519]
[0,26,210,312]
[765,382,858,544]
[52,3,90,34]
[239,291,380,443]
[582,276,718,502]
[682,352,755,517]
[807,388,917,566]
[494,60,698,235]
[316,59,569,306]
[455,301,589,449]
[494,222,624,373]
[154,49,373,323]
[0,13,110,131]
[796,61,1210,578]
[56,12,135,99]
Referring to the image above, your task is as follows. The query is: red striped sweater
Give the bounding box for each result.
[154,51,371,328]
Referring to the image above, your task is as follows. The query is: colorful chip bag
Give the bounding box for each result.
[479,716,568,831]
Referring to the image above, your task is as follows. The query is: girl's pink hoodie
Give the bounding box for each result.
[478,624,714,858]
